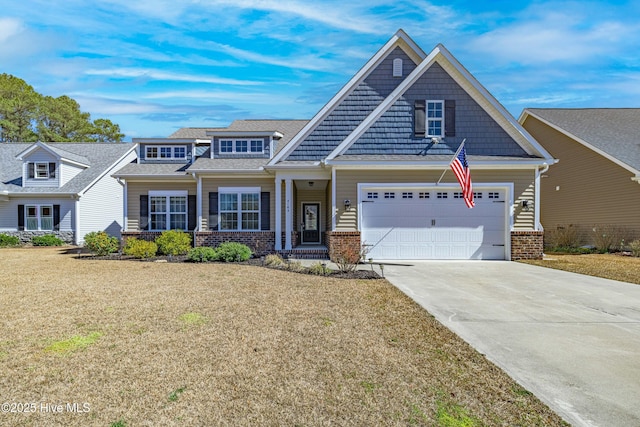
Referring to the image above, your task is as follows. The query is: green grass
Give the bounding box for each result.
[178,312,208,326]
[44,332,102,354]
[168,387,186,402]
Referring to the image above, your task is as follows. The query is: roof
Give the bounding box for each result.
[271,30,553,166]
[521,108,640,173]
[0,143,135,194]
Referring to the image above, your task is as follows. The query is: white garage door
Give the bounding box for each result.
[360,187,507,260]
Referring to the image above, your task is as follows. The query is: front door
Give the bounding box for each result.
[302,203,320,244]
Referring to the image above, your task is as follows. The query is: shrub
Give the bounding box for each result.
[334,242,369,273]
[545,225,579,249]
[591,225,627,253]
[264,253,285,267]
[212,242,252,262]
[123,238,157,259]
[84,231,119,256]
[629,240,640,257]
[31,234,64,246]
[308,262,331,275]
[155,230,191,256]
[0,234,20,247]
[187,247,217,262]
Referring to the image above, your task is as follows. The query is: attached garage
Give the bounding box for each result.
[359,184,509,260]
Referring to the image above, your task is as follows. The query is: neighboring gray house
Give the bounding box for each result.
[115,30,554,260]
[0,141,137,244]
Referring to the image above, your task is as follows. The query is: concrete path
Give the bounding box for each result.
[382,261,640,427]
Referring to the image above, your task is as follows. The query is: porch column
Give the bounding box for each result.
[285,178,293,250]
[275,177,282,250]
[196,176,202,231]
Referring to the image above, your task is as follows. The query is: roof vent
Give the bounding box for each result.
[393,58,403,77]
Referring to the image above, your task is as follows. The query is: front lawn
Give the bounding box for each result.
[0,248,566,426]
[520,253,640,284]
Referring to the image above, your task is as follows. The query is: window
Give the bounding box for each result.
[220,139,264,154]
[384,192,395,199]
[367,192,378,199]
[437,192,448,199]
[488,192,500,199]
[454,192,463,199]
[427,101,444,137]
[402,192,413,199]
[146,146,187,160]
[250,140,264,153]
[419,192,430,199]
[236,140,248,153]
[474,192,483,199]
[26,205,53,230]
[219,188,261,230]
[35,163,49,179]
[149,192,187,230]
[220,140,233,153]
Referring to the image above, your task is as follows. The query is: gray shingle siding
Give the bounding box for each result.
[286,47,417,161]
[345,63,529,157]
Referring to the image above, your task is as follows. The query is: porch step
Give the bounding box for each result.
[279,247,329,260]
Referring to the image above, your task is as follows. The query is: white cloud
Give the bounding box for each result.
[84,68,263,86]
[0,18,24,43]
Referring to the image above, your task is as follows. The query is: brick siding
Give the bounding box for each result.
[511,231,544,260]
[196,231,275,256]
[326,231,362,262]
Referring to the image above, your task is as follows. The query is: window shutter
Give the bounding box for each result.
[260,192,270,231]
[49,163,56,178]
[18,205,24,230]
[208,192,218,231]
[414,100,426,137]
[445,100,456,137]
[140,195,149,230]
[53,205,60,231]
[188,195,197,231]
[28,163,34,179]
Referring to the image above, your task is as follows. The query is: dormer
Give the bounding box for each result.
[133,138,199,164]
[206,130,284,160]
[15,142,90,188]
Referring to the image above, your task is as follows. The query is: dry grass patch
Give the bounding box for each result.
[521,254,640,284]
[0,247,566,426]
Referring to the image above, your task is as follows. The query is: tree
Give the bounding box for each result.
[0,74,40,142]
[0,74,125,142]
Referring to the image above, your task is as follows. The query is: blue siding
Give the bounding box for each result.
[345,63,528,157]
[286,47,417,161]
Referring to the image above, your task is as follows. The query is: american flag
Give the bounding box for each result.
[450,142,475,208]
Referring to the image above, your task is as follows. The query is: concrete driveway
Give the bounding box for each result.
[382,261,640,427]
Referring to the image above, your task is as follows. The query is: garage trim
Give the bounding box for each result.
[357,182,514,260]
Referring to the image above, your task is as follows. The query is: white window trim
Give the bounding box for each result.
[148,191,188,231]
[25,204,54,231]
[34,162,50,179]
[219,139,264,154]
[426,100,444,138]
[218,187,261,231]
[145,145,187,160]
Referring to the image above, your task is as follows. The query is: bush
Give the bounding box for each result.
[545,225,579,249]
[264,253,285,267]
[629,240,640,257]
[84,231,119,256]
[123,238,157,259]
[187,247,217,262]
[334,243,369,273]
[31,234,64,246]
[591,225,627,253]
[155,230,192,256]
[212,242,252,262]
[0,234,20,247]
[308,262,331,275]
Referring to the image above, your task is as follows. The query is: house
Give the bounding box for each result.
[0,142,137,244]
[519,108,640,245]
[115,30,554,260]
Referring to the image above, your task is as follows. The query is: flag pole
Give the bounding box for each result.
[436,138,466,185]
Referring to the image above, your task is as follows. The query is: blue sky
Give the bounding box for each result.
[2,1,639,140]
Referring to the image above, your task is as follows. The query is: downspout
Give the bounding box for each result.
[191,172,202,245]
[535,163,550,231]
[116,178,127,233]
[74,195,81,245]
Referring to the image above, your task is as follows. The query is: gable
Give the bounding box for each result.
[343,63,528,157]
[284,47,418,161]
